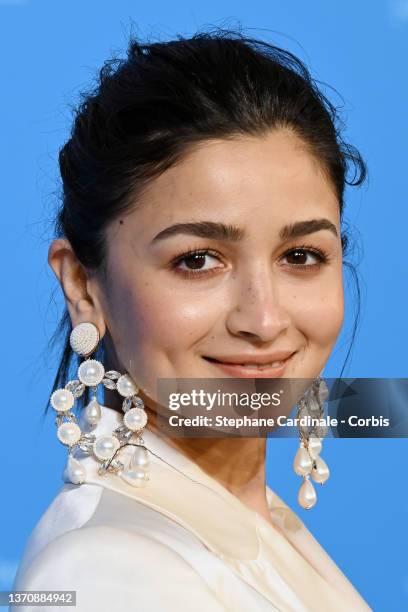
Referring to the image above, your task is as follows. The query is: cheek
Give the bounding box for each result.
[108,279,216,360]
[291,276,344,347]
[304,299,344,346]
[109,283,220,398]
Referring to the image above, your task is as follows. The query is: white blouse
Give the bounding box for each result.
[13,405,372,611]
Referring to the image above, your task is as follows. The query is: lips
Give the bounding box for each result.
[203,352,295,378]
[203,350,295,366]
[205,358,285,370]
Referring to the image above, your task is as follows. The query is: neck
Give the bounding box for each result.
[103,387,271,522]
[170,435,269,519]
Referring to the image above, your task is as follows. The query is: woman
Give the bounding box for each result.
[13,29,372,611]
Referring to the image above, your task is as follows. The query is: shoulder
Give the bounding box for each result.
[15,522,225,612]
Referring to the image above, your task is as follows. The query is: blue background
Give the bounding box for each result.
[0,1,407,609]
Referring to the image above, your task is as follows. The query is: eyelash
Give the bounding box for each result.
[170,244,331,279]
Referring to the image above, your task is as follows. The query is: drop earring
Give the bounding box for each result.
[293,375,330,509]
[49,321,150,488]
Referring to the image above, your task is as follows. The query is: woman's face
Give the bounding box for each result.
[97,128,344,399]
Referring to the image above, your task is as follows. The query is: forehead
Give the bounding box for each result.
[120,129,340,240]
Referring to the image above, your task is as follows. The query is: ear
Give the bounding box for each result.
[48,238,106,336]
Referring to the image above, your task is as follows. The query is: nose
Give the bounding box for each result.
[225,266,291,343]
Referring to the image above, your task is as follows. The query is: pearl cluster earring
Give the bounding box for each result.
[293,376,330,509]
[49,322,151,488]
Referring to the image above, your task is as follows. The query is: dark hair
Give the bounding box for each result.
[45,27,367,415]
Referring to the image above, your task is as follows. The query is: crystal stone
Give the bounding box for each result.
[318,380,329,402]
[133,396,145,409]
[122,397,133,412]
[104,370,121,380]
[65,380,86,398]
[102,378,116,390]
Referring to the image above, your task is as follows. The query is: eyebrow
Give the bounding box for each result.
[151,218,338,243]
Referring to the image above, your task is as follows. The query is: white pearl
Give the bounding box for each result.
[307,437,322,459]
[129,446,150,470]
[84,398,102,425]
[116,374,139,397]
[293,445,313,476]
[51,389,74,413]
[70,322,100,356]
[78,359,105,386]
[57,422,82,446]
[124,408,147,432]
[311,455,330,484]
[63,455,87,484]
[93,435,120,460]
[120,468,149,488]
[298,478,317,509]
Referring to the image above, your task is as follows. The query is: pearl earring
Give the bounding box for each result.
[293,376,330,509]
[49,321,150,488]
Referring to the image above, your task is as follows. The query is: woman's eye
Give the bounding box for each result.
[281,247,327,268]
[171,245,328,278]
[172,250,223,275]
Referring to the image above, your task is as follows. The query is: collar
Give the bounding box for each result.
[65,404,369,611]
